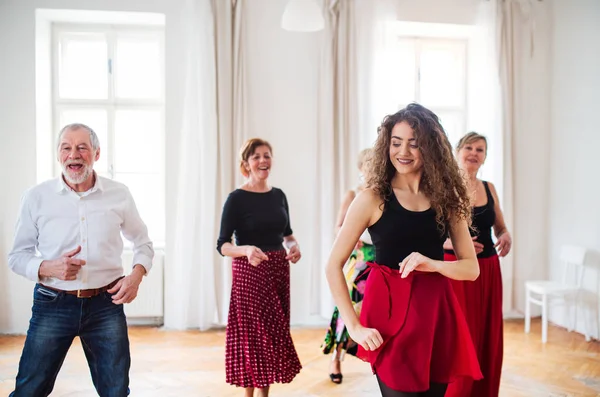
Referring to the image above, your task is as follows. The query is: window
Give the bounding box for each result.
[395,37,468,147]
[52,23,165,246]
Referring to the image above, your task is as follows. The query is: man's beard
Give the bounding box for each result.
[62,161,92,185]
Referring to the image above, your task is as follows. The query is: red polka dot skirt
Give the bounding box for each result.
[226,249,302,388]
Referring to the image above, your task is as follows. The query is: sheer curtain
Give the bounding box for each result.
[355,0,402,150]
[499,0,552,315]
[467,0,512,313]
[311,0,398,318]
[213,0,248,326]
[472,0,552,316]
[164,0,247,330]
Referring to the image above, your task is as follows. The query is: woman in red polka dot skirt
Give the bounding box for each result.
[217,138,302,397]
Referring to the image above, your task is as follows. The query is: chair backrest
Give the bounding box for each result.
[560,245,587,288]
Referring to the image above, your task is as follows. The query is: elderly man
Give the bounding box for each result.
[8,123,154,396]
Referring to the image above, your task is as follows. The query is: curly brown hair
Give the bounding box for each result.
[366,103,471,231]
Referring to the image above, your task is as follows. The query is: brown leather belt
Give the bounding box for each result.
[42,277,122,298]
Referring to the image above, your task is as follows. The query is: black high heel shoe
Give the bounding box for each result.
[329,372,343,384]
[329,350,344,384]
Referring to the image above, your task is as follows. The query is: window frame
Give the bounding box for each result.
[395,35,469,146]
[51,22,166,247]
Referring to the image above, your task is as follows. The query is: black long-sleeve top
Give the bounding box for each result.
[216,188,293,256]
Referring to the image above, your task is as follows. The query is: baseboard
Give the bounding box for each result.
[126,317,164,326]
[291,315,329,328]
[503,310,524,320]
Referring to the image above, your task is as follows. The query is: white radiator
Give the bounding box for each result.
[121,249,164,322]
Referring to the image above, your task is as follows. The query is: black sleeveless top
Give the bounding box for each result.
[368,190,448,269]
[445,181,497,259]
[472,181,497,258]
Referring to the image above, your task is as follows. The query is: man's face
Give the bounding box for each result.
[58,127,100,185]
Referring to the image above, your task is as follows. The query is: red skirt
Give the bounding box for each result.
[358,262,482,392]
[225,250,302,388]
[445,253,503,397]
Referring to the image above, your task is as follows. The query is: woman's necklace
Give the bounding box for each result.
[467,178,479,207]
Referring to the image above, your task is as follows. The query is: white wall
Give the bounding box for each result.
[0,0,187,334]
[397,0,480,25]
[548,0,600,339]
[0,0,324,333]
[241,0,555,325]
[393,1,554,317]
[0,0,39,333]
[243,0,322,325]
[511,1,554,316]
[0,0,570,334]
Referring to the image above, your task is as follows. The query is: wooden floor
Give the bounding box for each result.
[0,319,598,396]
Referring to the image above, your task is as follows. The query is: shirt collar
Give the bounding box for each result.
[55,172,103,194]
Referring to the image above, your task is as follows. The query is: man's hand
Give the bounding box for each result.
[39,246,86,280]
[107,264,146,305]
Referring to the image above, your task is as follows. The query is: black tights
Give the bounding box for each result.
[376,376,448,397]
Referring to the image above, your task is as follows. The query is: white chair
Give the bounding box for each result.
[525,245,590,343]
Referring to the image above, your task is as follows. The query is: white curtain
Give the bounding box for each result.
[311,0,398,318]
[164,0,247,330]
[496,0,520,317]
[467,1,513,314]
[474,0,551,316]
[502,0,552,315]
[213,0,248,326]
[311,0,352,317]
[355,0,403,149]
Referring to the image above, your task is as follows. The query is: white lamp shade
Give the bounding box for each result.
[281,0,324,32]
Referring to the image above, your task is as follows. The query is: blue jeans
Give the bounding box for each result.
[10,283,130,397]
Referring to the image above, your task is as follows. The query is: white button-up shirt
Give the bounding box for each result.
[8,175,154,290]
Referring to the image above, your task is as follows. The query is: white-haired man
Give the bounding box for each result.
[8,123,154,396]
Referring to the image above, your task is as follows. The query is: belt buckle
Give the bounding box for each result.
[76,289,90,298]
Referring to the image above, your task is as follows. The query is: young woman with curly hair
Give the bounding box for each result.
[325,103,483,397]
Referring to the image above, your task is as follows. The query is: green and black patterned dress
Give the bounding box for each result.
[321,239,375,358]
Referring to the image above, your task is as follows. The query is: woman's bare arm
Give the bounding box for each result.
[436,216,480,280]
[488,182,509,238]
[325,189,383,350]
[334,190,356,234]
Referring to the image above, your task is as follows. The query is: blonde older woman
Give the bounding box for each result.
[444,132,512,397]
